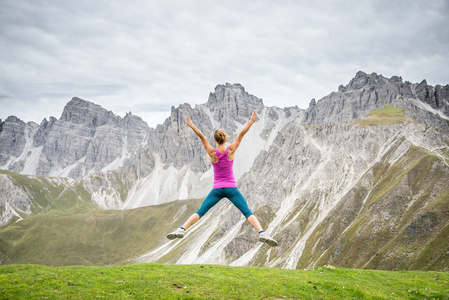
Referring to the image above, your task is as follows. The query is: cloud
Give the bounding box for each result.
[1,0,448,128]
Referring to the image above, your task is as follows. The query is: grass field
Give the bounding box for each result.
[357,105,406,127]
[0,198,203,267]
[0,263,448,299]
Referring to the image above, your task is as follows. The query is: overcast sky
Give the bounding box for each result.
[1,0,448,127]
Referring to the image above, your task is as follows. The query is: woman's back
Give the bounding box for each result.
[212,148,236,189]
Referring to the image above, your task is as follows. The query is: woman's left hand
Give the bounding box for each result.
[186,116,194,128]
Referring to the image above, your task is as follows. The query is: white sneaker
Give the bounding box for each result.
[259,232,278,247]
[167,227,185,240]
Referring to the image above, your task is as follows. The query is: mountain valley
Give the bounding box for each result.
[1,71,448,271]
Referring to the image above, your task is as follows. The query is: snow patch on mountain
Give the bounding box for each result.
[100,135,132,173]
[0,202,25,225]
[0,174,32,225]
[90,185,123,209]
[122,156,212,208]
[49,156,87,178]
[120,106,298,209]
[1,123,42,176]
[411,98,449,120]
[233,107,295,179]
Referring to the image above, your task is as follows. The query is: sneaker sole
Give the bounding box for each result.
[167,233,184,240]
[166,233,177,240]
[259,237,268,243]
[259,236,278,247]
[266,239,278,247]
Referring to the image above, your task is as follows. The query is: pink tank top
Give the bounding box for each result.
[212,148,237,189]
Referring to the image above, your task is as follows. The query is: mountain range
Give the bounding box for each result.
[0,71,448,271]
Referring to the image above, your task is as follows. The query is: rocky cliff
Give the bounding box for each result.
[1,71,448,271]
[0,97,152,178]
[302,71,449,129]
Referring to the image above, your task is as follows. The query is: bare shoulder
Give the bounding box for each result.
[228,137,240,153]
[206,144,215,156]
[210,148,217,163]
[227,146,235,161]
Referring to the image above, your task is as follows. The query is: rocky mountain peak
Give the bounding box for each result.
[3,115,25,125]
[390,75,403,83]
[39,116,57,129]
[206,83,264,129]
[1,75,449,271]
[207,83,263,107]
[415,79,449,114]
[0,115,28,167]
[122,111,149,129]
[302,71,449,128]
[166,103,193,132]
[214,82,246,93]
[340,71,385,92]
[0,116,27,138]
[61,97,119,127]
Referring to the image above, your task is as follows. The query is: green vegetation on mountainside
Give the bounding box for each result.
[1,263,448,299]
[0,199,203,266]
[358,105,406,127]
[0,169,94,218]
[303,143,449,271]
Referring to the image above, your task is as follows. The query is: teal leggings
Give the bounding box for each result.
[196,188,254,219]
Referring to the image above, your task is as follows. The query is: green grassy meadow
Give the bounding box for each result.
[0,263,448,299]
[0,199,203,266]
[358,105,406,127]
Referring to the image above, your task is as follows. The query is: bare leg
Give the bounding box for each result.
[247,215,263,232]
[182,214,262,232]
[181,213,200,230]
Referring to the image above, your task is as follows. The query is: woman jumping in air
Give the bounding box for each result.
[166,111,278,247]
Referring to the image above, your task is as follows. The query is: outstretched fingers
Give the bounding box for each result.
[250,111,258,123]
[186,116,194,127]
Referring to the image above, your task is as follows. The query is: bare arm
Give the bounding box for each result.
[186,117,215,158]
[228,111,257,155]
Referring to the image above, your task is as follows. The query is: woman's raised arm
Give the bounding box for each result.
[186,117,215,157]
[228,111,257,154]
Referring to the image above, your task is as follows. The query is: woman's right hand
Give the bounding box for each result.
[186,116,194,128]
[250,111,258,123]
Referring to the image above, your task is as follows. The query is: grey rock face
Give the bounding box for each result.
[1,73,449,271]
[60,97,119,126]
[126,74,449,270]
[148,83,268,173]
[0,84,288,209]
[206,83,264,132]
[156,118,449,270]
[82,151,155,209]
[1,97,153,178]
[4,74,447,179]
[0,117,42,173]
[150,103,211,172]
[0,84,269,179]
[0,116,27,167]
[302,71,391,125]
[415,80,449,115]
[0,173,31,225]
[33,117,57,147]
[42,98,153,177]
[302,71,449,130]
[0,172,76,226]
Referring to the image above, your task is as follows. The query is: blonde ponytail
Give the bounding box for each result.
[214,129,229,145]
